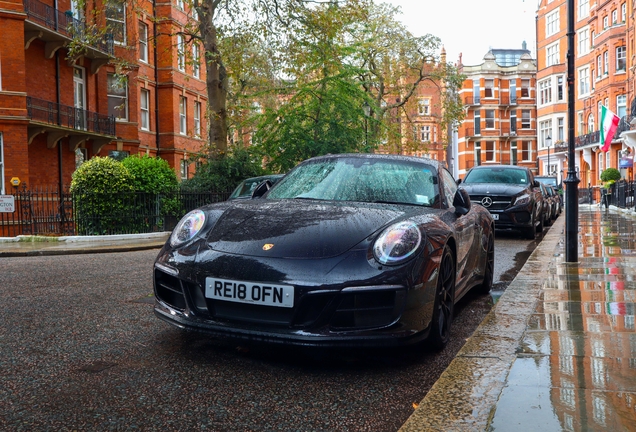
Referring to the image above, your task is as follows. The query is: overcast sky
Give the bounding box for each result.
[385,0,538,65]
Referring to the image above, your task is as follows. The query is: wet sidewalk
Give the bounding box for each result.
[401,205,636,431]
[0,232,169,256]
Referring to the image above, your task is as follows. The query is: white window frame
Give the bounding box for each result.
[616,46,626,72]
[179,96,187,135]
[106,0,126,45]
[603,16,609,29]
[539,78,552,106]
[139,21,148,63]
[540,120,553,148]
[557,117,565,141]
[140,88,150,130]
[546,10,560,37]
[192,43,200,78]
[484,79,494,98]
[420,125,431,142]
[521,140,532,162]
[180,159,188,180]
[578,66,590,97]
[176,0,184,10]
[521,110,532,130]
[177,34,185,72]
[617,94,627,118]
[578,0,589,20]
[622,3,626,22]
[612,10,618,24]
[194,100,201,137]
[418,99,431,116]
[577,28,590,56]
[107,73,128,121]
[484,141,496,162]
[484,109,495,129]
[546,42,560,67]
[557,75,565,101]
[604,51,609,74]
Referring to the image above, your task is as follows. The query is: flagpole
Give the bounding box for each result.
[565,0,579,262]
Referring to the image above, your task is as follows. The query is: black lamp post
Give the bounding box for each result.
[546,134,552,175]
[565,0,580,262]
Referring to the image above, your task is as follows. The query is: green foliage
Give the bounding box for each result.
[601,168,621,184]
[121,155,179,192]
[122,155,182,219]
[182,145,267,191]
[70,156,136,235]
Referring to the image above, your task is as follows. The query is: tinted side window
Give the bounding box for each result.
[440,168,458,208]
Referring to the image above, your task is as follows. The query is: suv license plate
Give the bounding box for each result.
[491,213,499,220]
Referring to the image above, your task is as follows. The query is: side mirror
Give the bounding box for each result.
[533,180,540,187]
[252,180,273,198]
[456,178,463,186]
[453,188,471,216]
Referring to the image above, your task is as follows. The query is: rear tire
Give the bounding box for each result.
[428,246,456,351]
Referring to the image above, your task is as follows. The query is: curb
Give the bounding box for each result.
[399,215,566,431]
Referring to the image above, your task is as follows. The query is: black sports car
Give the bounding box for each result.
[154,154,494,349]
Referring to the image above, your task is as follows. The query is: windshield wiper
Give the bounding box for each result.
[372,200,421,206]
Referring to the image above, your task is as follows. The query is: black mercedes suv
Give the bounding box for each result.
[459,165,544,239]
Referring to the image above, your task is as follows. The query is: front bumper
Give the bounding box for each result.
[152,247,438,348]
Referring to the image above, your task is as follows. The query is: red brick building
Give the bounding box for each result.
[536,0,631,187]
[456,46,538,179]
[0,0,207,193]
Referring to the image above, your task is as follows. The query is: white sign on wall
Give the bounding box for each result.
[0,195,15,213]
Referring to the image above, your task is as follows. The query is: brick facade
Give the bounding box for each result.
[0,0,207,193]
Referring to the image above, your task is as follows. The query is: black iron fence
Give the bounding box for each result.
[0,185,233,237]
[579,181,636,209]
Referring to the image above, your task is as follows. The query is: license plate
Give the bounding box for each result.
[491,213,499,220]
[205,277,294,308]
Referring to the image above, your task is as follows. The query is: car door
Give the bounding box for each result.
[440,168,476,295]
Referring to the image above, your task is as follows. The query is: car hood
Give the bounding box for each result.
[461,183,528,196]
[203,200,425,259]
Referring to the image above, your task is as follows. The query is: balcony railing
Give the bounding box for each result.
[27,96,115,136]
[23,0,114,55]
[574,116,634,148]
[463,96,481,106]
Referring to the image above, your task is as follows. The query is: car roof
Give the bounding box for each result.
[304,153,444,169]
[468,164,529,170]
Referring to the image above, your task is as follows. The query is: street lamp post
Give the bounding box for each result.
[546,134,552,176]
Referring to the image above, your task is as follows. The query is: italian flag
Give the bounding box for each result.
[600,105,620,152]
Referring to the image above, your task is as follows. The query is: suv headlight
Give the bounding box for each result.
[373,221,422,265]
[514,193,530,206]
[170,210,206,247]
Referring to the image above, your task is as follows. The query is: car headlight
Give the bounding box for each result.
[373,221,422,265]
[170,210,206,247]
[514,193,530,206]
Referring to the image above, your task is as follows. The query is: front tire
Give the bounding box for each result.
[428,246,456,351]
[474,231,494,295]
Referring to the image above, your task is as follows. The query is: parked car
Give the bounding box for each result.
[536,182,554,227]
[154,153,495,350]
[545,184,562,217]
[228,174,285,200]
[459,165,543,239]
[535,175,561,192]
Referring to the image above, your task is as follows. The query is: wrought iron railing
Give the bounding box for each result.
[26,96,116,136]
[0,185,235,237]
[22,0,114,55]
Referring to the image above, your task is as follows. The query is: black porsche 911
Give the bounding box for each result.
[153,153,494,349]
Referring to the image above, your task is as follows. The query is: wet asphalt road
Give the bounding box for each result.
[0,232,538,431]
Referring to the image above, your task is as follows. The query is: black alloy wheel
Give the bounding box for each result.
[475,231,494,295]
[428,246,456,350]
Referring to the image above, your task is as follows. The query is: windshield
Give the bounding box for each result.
[229,176,283,199]
[267,157,439,206]
[536,177,558,187]
[463,167,529,185]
